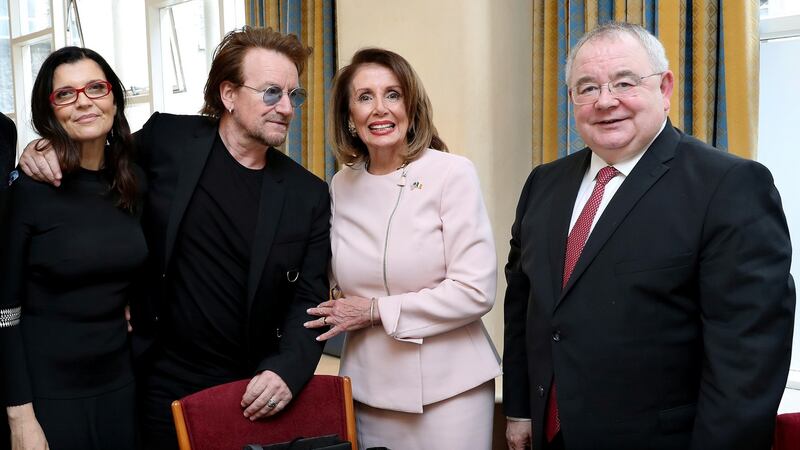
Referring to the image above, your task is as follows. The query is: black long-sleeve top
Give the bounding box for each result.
[0,167,147,405]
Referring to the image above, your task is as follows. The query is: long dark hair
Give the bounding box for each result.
[31,46,137,211]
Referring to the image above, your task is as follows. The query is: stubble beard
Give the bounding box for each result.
[251,114,290,148]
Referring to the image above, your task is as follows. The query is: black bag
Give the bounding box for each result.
[244,434,351,450]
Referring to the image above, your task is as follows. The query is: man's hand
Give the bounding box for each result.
[240,370,293,420]
[506,419,532,450]
[7,404,50,450]
[18,139,61,186]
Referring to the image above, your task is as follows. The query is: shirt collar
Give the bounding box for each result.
[588,119,667,180]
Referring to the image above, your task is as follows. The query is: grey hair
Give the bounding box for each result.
[564,22,669,86]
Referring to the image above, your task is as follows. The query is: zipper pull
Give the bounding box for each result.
[398,162,408,187]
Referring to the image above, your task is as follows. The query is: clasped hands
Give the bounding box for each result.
[305,295,378,341]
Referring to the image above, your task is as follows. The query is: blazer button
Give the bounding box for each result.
[552,330,561,342]
[537,385,545,397]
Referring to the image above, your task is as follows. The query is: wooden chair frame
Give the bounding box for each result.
[171,375,357,450]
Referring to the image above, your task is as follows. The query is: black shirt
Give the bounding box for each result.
[159,135,264,382]
[0,168,147,404]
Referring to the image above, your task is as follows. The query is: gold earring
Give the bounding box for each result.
[347,121,357,137]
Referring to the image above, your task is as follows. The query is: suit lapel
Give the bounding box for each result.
[548,150,592,308]
[557,123,681,306]
[163,121,217,271]
[247,148,286,308]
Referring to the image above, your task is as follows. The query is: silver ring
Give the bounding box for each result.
[267,398,277,409]
[321,316,327,326]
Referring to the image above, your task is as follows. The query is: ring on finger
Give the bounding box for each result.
[321,316,327,326]
[267,398,278,409]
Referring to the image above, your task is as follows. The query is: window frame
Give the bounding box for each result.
[759,11,800,391]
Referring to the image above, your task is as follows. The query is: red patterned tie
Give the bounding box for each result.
[546,165,619,442]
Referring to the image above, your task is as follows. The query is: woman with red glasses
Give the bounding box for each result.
[0,47,144,450]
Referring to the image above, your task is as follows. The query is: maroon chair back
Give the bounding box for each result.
[172,375,357,450]
[774,412,800,450]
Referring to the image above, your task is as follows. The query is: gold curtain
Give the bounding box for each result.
[246,0,337,181]
[532,0,759,164]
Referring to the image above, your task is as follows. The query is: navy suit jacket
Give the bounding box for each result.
[503,121,795,450]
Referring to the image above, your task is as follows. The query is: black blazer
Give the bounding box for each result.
[0,113,15,215]
[0,112,14,450]
[503,121,795,450]
[132,113,329,395]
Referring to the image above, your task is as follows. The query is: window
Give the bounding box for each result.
[758,0,800,401]
[0,0,245,156]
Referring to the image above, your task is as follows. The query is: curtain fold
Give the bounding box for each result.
[246,0,337,181]
[532,0,758,163]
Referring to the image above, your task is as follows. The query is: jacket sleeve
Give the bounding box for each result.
[256,184,329,396]
[501,167,537,419]
[690,160,795,450]
[377,157,497,342]
[0,177,35,406]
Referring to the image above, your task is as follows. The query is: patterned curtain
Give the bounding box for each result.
[246,0,337,181]
[532,0,759,164]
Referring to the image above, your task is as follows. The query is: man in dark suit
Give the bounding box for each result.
[19,27,329,449]
[0,112,15,215]
[0,112,16,450]
[503,22,794,450]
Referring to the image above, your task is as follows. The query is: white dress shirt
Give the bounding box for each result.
[567,120,667,235]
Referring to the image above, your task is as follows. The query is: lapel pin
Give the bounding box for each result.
[411,181,423,190]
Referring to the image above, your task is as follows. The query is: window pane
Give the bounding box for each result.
[758,36,800,370]
[18,39,52,148]
[761,0,800,19]
[0,0,12,113]
[124,101,151,134]
[75,0,149,113]
[158,0,207,114]
[18,0,52,36]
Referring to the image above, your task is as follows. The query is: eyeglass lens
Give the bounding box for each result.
[263,85,306,107]
[51,81,111,105]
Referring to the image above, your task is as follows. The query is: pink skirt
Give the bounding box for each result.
[354,380,495,450]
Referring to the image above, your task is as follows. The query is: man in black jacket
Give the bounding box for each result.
[19,27,329,449]
[0,112,15,216]
[0,111,16,450]
[503,22,793,450]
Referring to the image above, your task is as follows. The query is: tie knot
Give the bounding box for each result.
[596,166,619,186]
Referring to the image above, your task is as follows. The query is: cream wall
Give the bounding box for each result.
[336,0,534,356]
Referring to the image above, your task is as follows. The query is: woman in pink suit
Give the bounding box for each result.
[306,48,501,449]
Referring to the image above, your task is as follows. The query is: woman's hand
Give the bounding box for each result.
[7,404,49,450]
[305,295,379,341]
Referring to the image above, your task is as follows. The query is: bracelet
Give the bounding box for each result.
[369,298,376,328]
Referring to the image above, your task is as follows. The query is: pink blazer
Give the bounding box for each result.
[330,149,502,413]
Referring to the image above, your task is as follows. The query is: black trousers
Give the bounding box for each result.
[33,382,136,450]
[139,350,243,450]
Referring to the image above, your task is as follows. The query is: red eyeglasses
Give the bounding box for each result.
[49,80,113,106]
